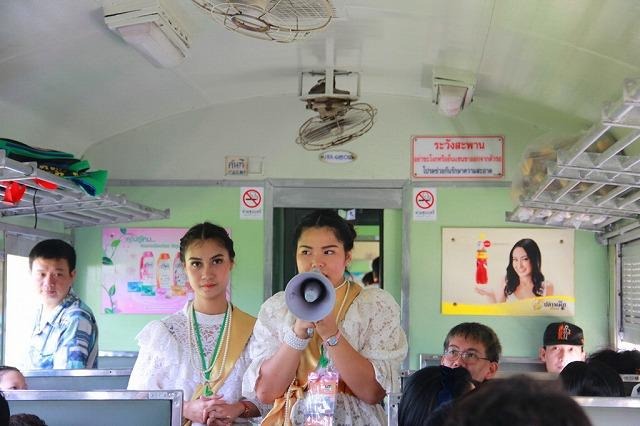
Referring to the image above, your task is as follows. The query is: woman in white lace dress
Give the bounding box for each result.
[243,210,408,425]
[128,222,263,426]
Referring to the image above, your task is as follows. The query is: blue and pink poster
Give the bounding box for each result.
[101,227,189,314]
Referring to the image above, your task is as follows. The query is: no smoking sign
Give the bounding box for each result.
[240,187,263,220]
[242,189,262,208]
[413,188,437,221]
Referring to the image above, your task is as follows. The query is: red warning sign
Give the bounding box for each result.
[242,189,262,209]
[415,190,435,210]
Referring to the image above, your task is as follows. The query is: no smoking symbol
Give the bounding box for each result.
[242,189,262,208]
[415,190,435,210]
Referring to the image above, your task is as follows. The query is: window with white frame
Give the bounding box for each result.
[619,239,640,349]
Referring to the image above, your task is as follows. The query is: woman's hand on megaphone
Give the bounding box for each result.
[313,311,339,342]
[293,319,315,340]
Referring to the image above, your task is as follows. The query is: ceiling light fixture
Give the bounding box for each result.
[432,69,476,117]
[103,0,190,68]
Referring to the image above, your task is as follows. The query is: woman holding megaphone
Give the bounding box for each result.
[243,209,408,425]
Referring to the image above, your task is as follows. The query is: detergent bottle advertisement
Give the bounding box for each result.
[101,227,201,314]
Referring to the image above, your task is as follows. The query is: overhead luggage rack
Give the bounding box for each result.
[506,78,640,241]
[0,150,169,228]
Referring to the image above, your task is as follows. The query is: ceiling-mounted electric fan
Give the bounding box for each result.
[296,70,377,151]
[191,0,332,42]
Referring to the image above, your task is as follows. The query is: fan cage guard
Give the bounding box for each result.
[296,103,377,151]
[192,0,332,43]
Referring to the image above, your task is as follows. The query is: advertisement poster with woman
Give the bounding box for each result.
[441,228,574,316]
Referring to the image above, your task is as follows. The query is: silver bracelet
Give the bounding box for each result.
[283,327,310,351]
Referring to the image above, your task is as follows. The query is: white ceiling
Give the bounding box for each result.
[1,0,639,156]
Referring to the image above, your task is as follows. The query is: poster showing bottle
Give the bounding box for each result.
[101,227,191,314]
[441,228,574,316]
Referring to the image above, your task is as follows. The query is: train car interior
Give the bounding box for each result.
[1,1,640,425]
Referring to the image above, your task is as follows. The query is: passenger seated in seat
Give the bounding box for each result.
[560,360,625,397]
[539,321,585,373]
[440,322,501,384]
[444,375,592,426]
[0,366,26,390]
[398,365,474,426]
[9,413,47,426]
[588,348,640,375]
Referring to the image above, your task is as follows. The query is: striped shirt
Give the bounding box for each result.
[27,289,98,369]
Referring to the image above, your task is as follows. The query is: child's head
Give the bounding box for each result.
[539,322,585,373]
[0,366,27,390]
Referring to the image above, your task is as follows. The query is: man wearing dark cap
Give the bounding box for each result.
[539,321,585,373]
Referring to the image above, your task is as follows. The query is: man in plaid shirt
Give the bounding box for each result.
[25,239,98,369]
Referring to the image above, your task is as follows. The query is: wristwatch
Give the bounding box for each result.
[325,330,341,347]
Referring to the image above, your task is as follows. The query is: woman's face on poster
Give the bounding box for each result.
[511,246,532,278]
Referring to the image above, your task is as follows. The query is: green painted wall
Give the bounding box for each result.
[71,186,609,366]
[407,187,609,369]
[74,186,264,351]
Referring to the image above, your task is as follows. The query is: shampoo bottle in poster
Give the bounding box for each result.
[475,235,488,285]
[140,251,155,283]
[172,252,190,297]
[156,252,172,295]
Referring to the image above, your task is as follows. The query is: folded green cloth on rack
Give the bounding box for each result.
[0,138,108,196]
[0,138,75,159]
[71,170,108,197]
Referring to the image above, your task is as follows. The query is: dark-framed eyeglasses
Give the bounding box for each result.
[443,349,491,364]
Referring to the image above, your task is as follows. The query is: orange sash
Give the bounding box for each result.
[183,305,256,426]
[261,282,362,426]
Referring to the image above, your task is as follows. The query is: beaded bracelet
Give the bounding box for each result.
[283,327,310,351]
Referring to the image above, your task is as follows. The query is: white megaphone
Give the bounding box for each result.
[285,270,336,322]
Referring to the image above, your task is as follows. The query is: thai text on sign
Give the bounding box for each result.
[412,136,504,179]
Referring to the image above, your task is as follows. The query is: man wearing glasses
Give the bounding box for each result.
[440,322,502,383]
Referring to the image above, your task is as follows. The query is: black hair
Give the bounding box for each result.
[618,349,640,375]
[179,222,235,263]
[504,238,545,298]
[586,348,619,370]
[560,360,625,397]
[587,348,640,374]
[443,322,502,363]
[371,256,380,279]
[444,376,592,426]
[0,392,9,426]
[28,239,76,271]
[398,366,473,426]
[293,209,357,253]
[362,271,374,285]
[9,413,48,426]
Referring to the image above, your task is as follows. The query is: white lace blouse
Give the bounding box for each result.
[128,303,266,425]
[242,286,408,426]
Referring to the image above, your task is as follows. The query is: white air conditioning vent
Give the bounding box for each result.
[329,0,348,20]
[104,0,190,67]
